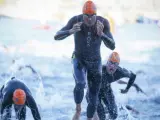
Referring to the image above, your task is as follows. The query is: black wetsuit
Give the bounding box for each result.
[54,14,115,118]
[0,77,41,120]
[87,65,136,120]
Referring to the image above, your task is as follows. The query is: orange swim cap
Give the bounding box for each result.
[83,0,96,15]
[108,52,120,64]
[13,89,26,105]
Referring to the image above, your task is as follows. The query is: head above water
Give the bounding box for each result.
[83,0,97,15]
[106,52,120,74]
[82,0,97,26]
[12,89,26,105]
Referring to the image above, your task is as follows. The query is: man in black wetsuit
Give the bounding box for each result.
[0,77,41,120]
[54,1,115,120]
[86,52,137,120]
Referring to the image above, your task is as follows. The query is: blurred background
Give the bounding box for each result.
[0,0,160,120]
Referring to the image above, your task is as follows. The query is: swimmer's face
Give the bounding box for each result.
[106,61,119,74]
[83,14,96,27]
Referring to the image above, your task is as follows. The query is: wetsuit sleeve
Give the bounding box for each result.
[101,18,115,50]
[0,85,4,98]
[121,68,136,91]
[1,104,12,119]
[1,102,5,115]
[1,95,12,117]
[54,16,76,40]
[26,95,41,120]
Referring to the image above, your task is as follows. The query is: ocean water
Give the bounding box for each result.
[0,16,160,120]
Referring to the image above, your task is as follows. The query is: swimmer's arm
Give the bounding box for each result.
[54,17,76,40]
[101,19,115,50]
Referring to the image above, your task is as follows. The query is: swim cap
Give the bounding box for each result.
[13,89,26,105]
[108,52,120,64]
[83,0,96,15]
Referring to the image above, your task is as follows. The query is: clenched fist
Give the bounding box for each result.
[96,20,104,36]
[69,22,83,34]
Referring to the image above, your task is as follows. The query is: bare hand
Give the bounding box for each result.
[70,22,83,34]
[96,20,104,36]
